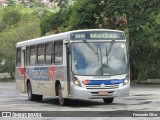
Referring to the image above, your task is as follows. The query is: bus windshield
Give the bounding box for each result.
[71,42,129,76]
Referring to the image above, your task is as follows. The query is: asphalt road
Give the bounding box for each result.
[0,82,160,118]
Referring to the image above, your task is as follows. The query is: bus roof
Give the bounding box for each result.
[16,29,124,47]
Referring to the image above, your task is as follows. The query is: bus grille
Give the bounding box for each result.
[85,84,120,89]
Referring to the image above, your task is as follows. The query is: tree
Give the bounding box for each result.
[3,9,21,26]
[8,0,16,6]
[67,0,127,30]
[103,0,160,80]
[40,8,71,35]
[40,0,160,80]
[0,8,21,32]
[68,0,106,30]
[0,7,41,79]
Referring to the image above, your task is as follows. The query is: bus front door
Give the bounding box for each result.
[16,48,26,93]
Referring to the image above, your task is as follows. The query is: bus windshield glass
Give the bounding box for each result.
[71,42,129,76]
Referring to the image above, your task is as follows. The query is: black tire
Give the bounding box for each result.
[103,98,114,104]
[27,82,36,101]
[58,85,67,106]
[35,95,43,101]
[27,82,43,101]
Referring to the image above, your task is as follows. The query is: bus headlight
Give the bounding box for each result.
[73,77,82,87]
[124,74,130,85]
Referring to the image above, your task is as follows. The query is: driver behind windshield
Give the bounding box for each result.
[72,44,87,75]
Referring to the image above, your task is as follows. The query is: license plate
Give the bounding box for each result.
[98,91,108,95]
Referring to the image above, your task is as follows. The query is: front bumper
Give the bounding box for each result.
[70,84,130,100]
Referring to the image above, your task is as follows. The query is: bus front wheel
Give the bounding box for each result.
[58,85,67,106]
[103,98,114,104]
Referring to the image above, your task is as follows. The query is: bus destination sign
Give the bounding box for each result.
[70,31,125,40]
[90,33,118,39]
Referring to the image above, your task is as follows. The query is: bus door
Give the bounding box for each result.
[63,40,71,96]
[16,47,26,93]
[21,48,26,92]
[66,43,71,95]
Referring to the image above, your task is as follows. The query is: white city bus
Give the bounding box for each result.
[15,29,130,105]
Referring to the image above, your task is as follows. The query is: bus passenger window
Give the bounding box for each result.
[45,42,53,65]
[30,46,36,66]
[37,44,44,65]
[26,46,30,66]
[54,41,63,64]
[16,48,21,66]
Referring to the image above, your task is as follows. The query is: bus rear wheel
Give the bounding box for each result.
[58,85,67,106]
[103,98,114,104]
[27,82,43,101]
[27,82,36,101]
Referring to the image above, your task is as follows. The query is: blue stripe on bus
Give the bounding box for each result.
[87,79,125,85]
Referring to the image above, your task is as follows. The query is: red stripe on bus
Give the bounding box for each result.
[17,68,29,80]
[18,68,25,75]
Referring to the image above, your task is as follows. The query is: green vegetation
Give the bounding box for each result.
[0,4,44,80]
[40,0,160,81]
[0,77,15,82]
[0,0,160,81]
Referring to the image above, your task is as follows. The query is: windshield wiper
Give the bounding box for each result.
[83,41,99,61]
[106,40,115,63]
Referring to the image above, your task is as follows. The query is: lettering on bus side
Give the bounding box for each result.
[25,67,56,81]
[32,69,48,79]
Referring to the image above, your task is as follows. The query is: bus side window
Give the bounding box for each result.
[45,42,53,65]
[16,48,21,67]
[30,45,37,66]
[37,44,44,65]
[54,41,63,64]
[26,46,30,66]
